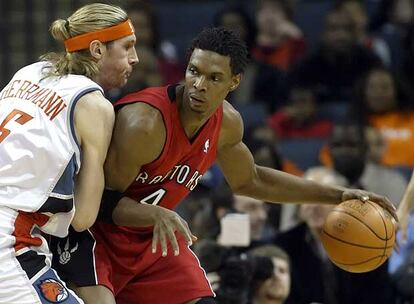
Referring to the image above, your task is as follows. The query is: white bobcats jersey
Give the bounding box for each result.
[0,61,104,238]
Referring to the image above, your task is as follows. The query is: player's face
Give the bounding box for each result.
[257,257,290,303]
[95,34,138,90]
[184,48,240,115]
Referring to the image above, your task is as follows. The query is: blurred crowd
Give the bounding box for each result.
[6,0,414,303]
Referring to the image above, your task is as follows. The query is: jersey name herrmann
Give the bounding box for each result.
[0,61,103,237]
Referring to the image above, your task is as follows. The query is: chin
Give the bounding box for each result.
[189,105,206,115]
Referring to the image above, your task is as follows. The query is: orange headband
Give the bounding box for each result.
[64,19,134,52]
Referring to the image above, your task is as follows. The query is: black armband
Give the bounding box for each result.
[96,189,124,224]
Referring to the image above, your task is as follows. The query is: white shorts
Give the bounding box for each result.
[0,207,83,303]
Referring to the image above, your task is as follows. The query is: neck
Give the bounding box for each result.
[177,85,211,140]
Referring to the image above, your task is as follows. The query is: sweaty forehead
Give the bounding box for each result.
[189,48,232,75]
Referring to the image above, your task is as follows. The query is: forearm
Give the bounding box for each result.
[72,169,105,231]
[112,197,161,227]
[235,165,343,205]
[399,172,414,213]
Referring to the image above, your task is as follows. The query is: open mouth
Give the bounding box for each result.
[189,96,205,106]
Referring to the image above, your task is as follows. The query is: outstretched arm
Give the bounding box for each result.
[217,101,396,217]
[71,92,114,232]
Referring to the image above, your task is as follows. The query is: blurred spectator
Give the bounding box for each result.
[193,240,279,304]
[122,2,184,93]
[336,0,391,66]
[253,0,306,71]
[214,5,288,112]
[274,166,395,304]
[377,0,414,83]
[351,67,414,168]
[213,5,257,52]
[267,86,333,139]
[363,126,408,201]
[290,7,382,103]
[244,124,303,176]
[249,245,291,304]
[233,195,270,246]
[319,123,407,203]
[190,182,235,241]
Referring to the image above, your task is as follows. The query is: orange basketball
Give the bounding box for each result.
[321,199,396,273]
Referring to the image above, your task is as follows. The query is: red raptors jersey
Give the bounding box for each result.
[115,85,223,211]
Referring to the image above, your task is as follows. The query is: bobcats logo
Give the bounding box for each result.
[38,278,69,302]
[57,238,78,265]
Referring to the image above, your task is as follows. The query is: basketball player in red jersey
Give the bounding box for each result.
[51,28,397,304]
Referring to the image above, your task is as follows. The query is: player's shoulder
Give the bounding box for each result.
[220,100,244,146]
[115,102,165,150]
[114,102,166,158]
[222,100,242,127]
[77,91,114,121]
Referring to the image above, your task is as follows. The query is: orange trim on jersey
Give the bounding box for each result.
[64,19,134,52]
[13,211,49,252]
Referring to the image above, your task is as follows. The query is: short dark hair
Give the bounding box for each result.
[249,245,290,265]
[187,27,249,75]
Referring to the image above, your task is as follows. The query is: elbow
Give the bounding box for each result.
[232,172,260,197]
[71,215,96,232]
[232,182,254,197]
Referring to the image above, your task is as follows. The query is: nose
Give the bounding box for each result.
[130,47,139,66]
[193,76,206,91]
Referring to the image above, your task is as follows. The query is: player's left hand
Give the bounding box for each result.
[341,189,398,222]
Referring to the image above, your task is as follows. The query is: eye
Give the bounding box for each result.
[189,67,198,75]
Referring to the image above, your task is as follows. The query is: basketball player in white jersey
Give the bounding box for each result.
[0,3,137,303]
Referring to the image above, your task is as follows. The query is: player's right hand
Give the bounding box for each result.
[151,207,197,257]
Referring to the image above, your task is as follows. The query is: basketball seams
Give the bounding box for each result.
[322,199,396,273]
[330,209,393,241]
[366,201,389,267]
[332,255,387,267]
[322,229,394,249]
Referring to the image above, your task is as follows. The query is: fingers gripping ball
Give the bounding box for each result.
[321,199,396,273]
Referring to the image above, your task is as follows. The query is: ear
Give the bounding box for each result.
[89,40,105,60]
[229,74,241,92]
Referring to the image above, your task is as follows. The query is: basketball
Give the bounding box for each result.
[321,199,396,273]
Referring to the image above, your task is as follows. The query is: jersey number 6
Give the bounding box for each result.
[0,109,33,143]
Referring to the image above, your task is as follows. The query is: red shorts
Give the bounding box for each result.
[52,223,214,304]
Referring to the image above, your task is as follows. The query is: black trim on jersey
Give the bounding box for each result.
[96,189,124,224]
[16,250,47,280]
[69,87,102,167]
[50,155,76,196]
[38,196,74,214]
